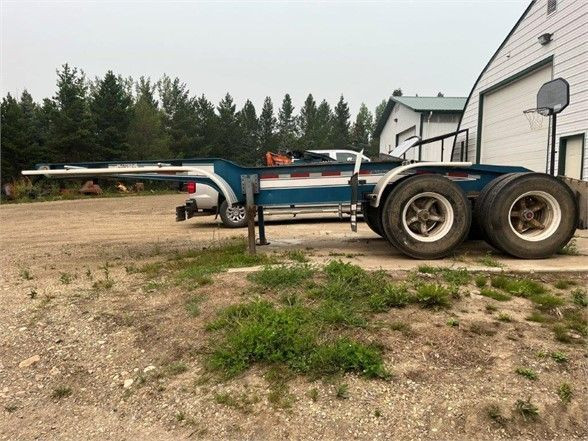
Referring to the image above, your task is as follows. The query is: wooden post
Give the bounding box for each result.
[244,175,256,254]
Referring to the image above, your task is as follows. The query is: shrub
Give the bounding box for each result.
[515,367,537,380]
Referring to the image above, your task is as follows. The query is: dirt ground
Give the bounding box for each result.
[1,194,587,441]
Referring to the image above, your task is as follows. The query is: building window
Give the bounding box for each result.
[547,0,557,15]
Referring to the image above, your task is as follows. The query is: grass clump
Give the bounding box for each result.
[417,265,438,274]
[19,267,33,280]
[51,386,72,400]
[315,299,366,327]
[515,367,538,380]
[414,284,450,309]
[474,275,487,288]
[285,249,309,263]
[335,383,349,399]
[571,288,587,307]
[531,293,564,311]
[526,311,551,323]
[447,318,459,327]
[498,313,513,322]
[486,404,507,426]
[367,284,410,312]
[248,264,315,289]
[550,351,568,363]
[185,295,205,317]
[490,276,546,297]
[207,300,388,380]
[557,383,572,403]
[59,272,74,285]
[480,288,512,302]
[554,279,575,290]
[515,398,539,421]
[166,361,188,376]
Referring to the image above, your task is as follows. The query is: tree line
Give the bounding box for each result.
[1,64,392,182]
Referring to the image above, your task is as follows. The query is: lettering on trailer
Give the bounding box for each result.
[259,170,480,189]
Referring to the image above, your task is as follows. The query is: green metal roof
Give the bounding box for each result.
[373,96,467,137]
[391,96,467,112]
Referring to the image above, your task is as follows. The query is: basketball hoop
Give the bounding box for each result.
[523,107,549,130]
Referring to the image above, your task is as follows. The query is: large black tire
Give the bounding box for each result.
[479,173,578,258]
[473,173,522,247]
[362,202,384,237]
[381,175,471,259]
[219,200,249,228]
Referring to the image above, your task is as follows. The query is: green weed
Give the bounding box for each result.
[515,367,537,380]
[248,264,315,289]
[474,275,487,288]
[554,279,575,290]
[186,295,205,317]
[498,313,513,322]
[491,276,546,297]
[336,383,349,399]
[476,254,503,268]
[557,383,572,403]
[480,288,512,301]
[558,239,579,256]
[285,250,309,263]
[571,288,587,307]
[51,386,72,400]
[515,398,539,421]
[550,351,568,363]
[414,284,450,309]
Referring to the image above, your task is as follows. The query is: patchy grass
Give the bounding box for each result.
[480,288,512,302]
[554,279,576,290]
[284,249,309,263]
[59,272,74,285]
[515,398,539,421]
[166,361,188,376]
[476,254,503,268]
[526,311,552,323]
[557,383,572,403]
[515,367,538,380]
[307,388,319,402]
[19,267,33,280]
[531,293,564,311]
[367,284,410,312]
[185,295,205,317]
[486,404,507,426]
[490,276,546,298]
[447,318,459,327]
[206,300,389,380]
[51,386,72,400]
[498,313,513,322]
[248,264,315,289]
[558,238,579,256]
[213,391,258,413]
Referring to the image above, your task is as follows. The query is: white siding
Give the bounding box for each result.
[420,114,461,161]
[455,0,588,180]
[379,103,420,156]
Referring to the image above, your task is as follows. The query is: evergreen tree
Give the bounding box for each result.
[193,94,217,157]
[127,77,170,160]
[351,103,374,152]
[392,88,403,97]
[437,92,445,97]
[47,63,95,163]
[315,100,333,149]
[239,100,259,163]
[374,99,388,128]
[1,93,25,181]
[277,93,297,151]
[330,95,350,148]
[298,94,317,149]
[158,74,197,157]
[215,93,243,162]
[259,96,277,152]
[91,70,133,160]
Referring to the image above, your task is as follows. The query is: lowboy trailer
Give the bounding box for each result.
[22,144,581,260]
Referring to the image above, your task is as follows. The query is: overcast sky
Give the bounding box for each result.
[1,1,529,116]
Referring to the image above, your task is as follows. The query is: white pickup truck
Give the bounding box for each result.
[179,149,370,227]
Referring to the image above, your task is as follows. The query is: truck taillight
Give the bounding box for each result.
[186,182,196,194]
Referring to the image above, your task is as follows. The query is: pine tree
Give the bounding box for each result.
[158,75,197,157]
[91,70,133,160]
[351,103,374,152]
[277,94,297,151]
[127,77,170,160]
[215,93,243,162]
[259,96,277,152]
[298,94,317,149]
[315,100,333,149]
[239,100,259,164]
[374,99,388,128]
[392,88,403,97]
[47,63,96,163]
[193,94,217,157]
[1,93,24,181]
[330,95,350,149]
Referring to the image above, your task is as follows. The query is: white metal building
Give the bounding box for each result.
[375,96,466,161]
[452,0,588,180]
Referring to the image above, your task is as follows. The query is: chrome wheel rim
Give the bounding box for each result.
[401,192,454,242]
[508,191,561,242]
[226,205,246,223]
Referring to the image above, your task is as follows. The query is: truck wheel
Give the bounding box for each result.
[474,173,522,248]
[381,175,471,259]
[219,201,249,228]
[480,173,577,258]
[362,202,384,237]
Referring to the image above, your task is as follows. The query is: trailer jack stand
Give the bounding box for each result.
[256,205,269,246]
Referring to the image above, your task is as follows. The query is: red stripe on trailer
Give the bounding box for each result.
[415,170,433,174]
[260,173,279,180]
[321,170,341,176]
[447,171,468,178]
[291,172,310,178]
[359,169,371,175]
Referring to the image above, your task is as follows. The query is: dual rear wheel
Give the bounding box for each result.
[371,173,577,259]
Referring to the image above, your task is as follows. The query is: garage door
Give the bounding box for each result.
[480,64,552,171]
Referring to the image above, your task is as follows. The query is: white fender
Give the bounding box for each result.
[22,165,239,206]
[370,162,472,207]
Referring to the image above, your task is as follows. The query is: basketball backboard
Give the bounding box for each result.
[537,78,570,115]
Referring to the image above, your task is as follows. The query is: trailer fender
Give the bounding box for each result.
[22,164,239,206]
[368,162,472,208]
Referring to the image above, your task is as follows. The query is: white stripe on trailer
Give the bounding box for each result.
[259,174,386,189]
